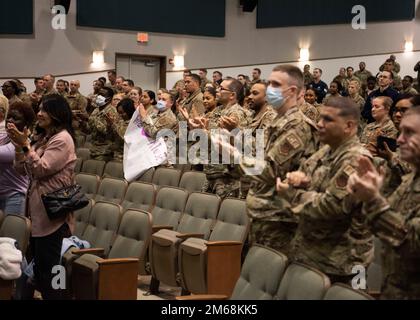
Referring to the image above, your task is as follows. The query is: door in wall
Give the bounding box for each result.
[116,54,166,93]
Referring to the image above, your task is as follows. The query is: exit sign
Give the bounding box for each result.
[137,33,149,43]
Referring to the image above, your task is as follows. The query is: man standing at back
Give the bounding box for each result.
[308,68,328,104]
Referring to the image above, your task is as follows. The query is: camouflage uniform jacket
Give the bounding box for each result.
[88,103,119,160]
[363,171,420,299]
[291,136,374,276]
[360,118,398,157]
[242,107,318,222]
[298,102,320,124]
[177,89,205,121]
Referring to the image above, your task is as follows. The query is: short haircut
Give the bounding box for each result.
[34,77,43,84]
[199,68,208,74]
[183,69,192,75]
[44,74,55,81]
[124,79,135,87]
[374,96,393,110]
[382,70,394,80]
[367,76,377,82]
[108,70,117,76]
[410,94,420,106]
[116,76,125,81]
[213,71,223,77]
[57,79,66,85]
[323,96,360,122]
[349,78,361,87]
[253,68,262,75]
[404,75,414,83]
[272,64,304,91]
[237,74,246,78]
[347,66,354,71]
[314,68,323,74]
[186,74,201,84]
[226,78,244,103]
[102,86,115,98]
[385,58,395,64]
[98,77,107,84]
[117,98,136,119]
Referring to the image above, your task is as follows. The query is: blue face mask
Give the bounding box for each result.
[266,86,286,110]
[156,100,167,111]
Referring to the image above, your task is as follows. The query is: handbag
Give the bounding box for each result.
[41,184,89,220]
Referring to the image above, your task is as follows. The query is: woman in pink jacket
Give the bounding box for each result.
[7,94,76,300]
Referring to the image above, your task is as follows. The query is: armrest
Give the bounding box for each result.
[152,225,174,233]
[176,294,228,301]
[97,258,139,266]
[206,241,242,247]
[72,248,105,257]
[176,233,204,240]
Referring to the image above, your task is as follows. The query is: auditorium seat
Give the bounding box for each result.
[151,187,189,232]
[76,148,90,161]
[323,283,374,300]
[178,198,250,296]
[62,201,123,296]
[94,178,128,205]
[177,245,288,300]
[121,182,156,212]
[81,159,106,176]
[149,192,220,293]
[178,171,207,193]
[75,173,100,199]
[0,214,31,300]
[275,262,330,300]
[152,167,182,188]
[103,161,124,179]
[137,167,155,183]
[173,164,192,173]
[74,199,95,238]
[72,209,152,300]
[74,158,83,173]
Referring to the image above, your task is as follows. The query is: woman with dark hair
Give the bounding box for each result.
[2,80,22,105]
[7,94,76,300]
[106,98,136,161]
[141,90,157,116]
[0,102,35,215]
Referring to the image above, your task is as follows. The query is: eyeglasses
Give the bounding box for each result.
[394,107,409,114]
[217,87,233,92]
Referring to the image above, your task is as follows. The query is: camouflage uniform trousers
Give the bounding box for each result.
[249,218,298,255]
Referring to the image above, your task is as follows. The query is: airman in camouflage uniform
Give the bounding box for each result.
[286,99,373,282]
[88,87,119,162]
[348,107,420,299]
[298,101,320,124]
[240,65,318,254]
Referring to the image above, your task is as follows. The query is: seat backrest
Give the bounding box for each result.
[109,209,152,274]
[121,182,156,212]
[75,173,100,199]
[178,171,207,193]
[95,178,128,204]
[323,283,374,300]
[103,161,124,179]
[173,164,192,173]
[74,158,83,173]
[81,159,106,176]
[177,192,220,239]
[74,199,95,238]
[275,263,330,300]
[76,147,90,161]
[152,168,182,187]
[137,167,155,183]
[81,201,122,256]
[0,214,31,255]
[209,198,249,242]
[231,245,288,300]
[152,187,189,229]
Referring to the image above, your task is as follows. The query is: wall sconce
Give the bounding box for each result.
[299,48,310,62]
[172,55,185,70]
[92,51,105,67]
[405,40,413,53]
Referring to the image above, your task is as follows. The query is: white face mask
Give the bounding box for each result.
[156,100,167,111]
[96,95,107,107]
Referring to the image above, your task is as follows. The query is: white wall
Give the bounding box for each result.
[166,51,420,89]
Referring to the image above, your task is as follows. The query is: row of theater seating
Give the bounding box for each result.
[70,193,248,300]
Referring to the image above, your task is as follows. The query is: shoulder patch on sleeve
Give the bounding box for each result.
[279,133,302,155]
[335,165,356,189]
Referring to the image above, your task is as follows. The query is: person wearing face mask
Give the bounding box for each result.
[238,64,318,255]
[0,102,35,215]
[88,87,119,161]
[139,92,177,166]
